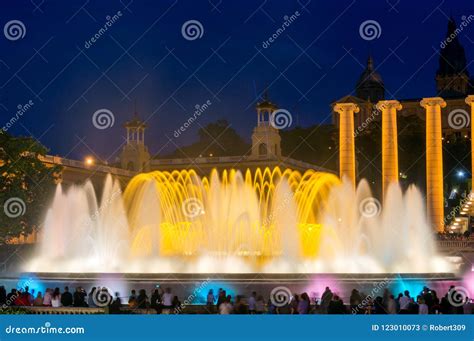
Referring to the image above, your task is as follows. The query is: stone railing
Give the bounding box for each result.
[150,155,335,173]
[21,306,104,314]
[39,155,136,177]
[437,240,474,250]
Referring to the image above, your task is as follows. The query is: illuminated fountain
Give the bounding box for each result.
[25,167,449,274]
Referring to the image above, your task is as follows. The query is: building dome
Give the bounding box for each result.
[355,56,385,102]
[256,90,277,110]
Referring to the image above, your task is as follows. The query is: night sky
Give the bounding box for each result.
[1,0,473,162]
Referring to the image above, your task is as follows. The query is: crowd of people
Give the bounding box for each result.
[0,284,471,314]
[436,231,472,240]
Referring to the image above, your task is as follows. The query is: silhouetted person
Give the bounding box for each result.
[350,289,362,313]
[172,295,181,313]
[328,295,345,314]
[248,291,257,314]
[61,286,73,306]
[399,290,411,313]
[88,287,97,307]
[290,294,299,314]
[374,296,386,314]
[137,289,149,309]
[109,292,122,314]
[128,289,137,308]
[216,289,226,310]
[51,288,61,307]
[0,286,6,305]
[234,295,248,314]
[298,292,310,314]
[73,287,87,307]
[320,287,333,313]
[150,289,162,313]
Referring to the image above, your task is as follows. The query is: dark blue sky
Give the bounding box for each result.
[1,0,473,161]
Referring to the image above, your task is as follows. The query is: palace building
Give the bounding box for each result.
[333,18,473,142]
[118,93,333,176]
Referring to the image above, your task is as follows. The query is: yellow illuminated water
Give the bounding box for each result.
[28,167,450,273]
[124,167,339,262]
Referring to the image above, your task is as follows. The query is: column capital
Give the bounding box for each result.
[420,97,446,109]
[465,95,474,106]
[333,102,360,114]
[376,100,402,111]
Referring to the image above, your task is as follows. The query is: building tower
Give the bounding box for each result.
[436,18,470,97]
[334,102,359,188]
[355,56,385,102]
[250,92,282,159]
[377,100,402,198]
[421,97,446,232]
[120,107,150,172]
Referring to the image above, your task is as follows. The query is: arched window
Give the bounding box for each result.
[259,143,267,155]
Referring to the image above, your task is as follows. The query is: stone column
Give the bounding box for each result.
[377,100,402,198]
[465,95,474,180]
[334,103,360,187]
[420,97,446,232]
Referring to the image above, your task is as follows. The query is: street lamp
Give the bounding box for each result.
[85,156,95,166]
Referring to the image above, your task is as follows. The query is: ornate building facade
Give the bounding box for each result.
[333,18,473,142]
